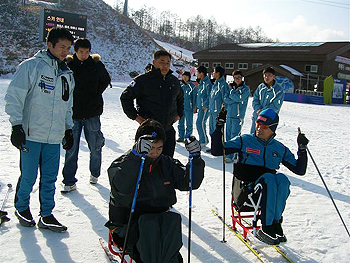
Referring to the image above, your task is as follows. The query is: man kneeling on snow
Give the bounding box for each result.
[105,119,205,262]
[211,108,309,245]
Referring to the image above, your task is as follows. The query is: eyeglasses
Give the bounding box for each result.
[233,76,242,80]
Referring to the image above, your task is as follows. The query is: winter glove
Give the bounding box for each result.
[297,133,309,151]
[185,136,201,156]
[133,134,155,155]
[62,129,74,150]
[11,125,26,150]
[216,107,227,127]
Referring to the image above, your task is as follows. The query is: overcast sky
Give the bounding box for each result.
[103,0,349,42]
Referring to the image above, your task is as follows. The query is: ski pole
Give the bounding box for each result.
[0,184,12,226]
[298,128,350,238]
[221,120,226,243]
[1,184,12,211]
[188,153,193,263]
[121,154,146,262]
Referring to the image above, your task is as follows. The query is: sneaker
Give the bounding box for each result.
[256,224,280,245]
[15,208,36,227]
[176,138,184,143]
[273,219,287,243]
[90,175,98,184]
[61,183,77,193]
[38,214,67,232]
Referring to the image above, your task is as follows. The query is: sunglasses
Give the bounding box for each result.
[256,122,277,130]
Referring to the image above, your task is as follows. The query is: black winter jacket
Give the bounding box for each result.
[120,68,184,131]
[107,150,205,226]
[67,54,111,119]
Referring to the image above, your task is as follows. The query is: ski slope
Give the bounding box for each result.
[0,79,349,262]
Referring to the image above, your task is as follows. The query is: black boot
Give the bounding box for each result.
[38,214,67,232]
[273,218,287,243]
[15,208,36,227]
[257,224,280,245]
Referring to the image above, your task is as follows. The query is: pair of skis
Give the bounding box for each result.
[0,184,12,226]
[99,238,132,263]
[212,209,294,263]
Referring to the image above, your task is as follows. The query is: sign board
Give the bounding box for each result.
[39,9,87,42]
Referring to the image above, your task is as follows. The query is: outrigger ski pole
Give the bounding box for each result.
[121,154,146,262]
[298,127,350,238]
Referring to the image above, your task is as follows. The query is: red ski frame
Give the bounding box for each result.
[108,230,133,263]
[230,196,262,239]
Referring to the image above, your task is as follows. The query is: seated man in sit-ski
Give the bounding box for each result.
[211,108,309,245]
[105,119,205,262]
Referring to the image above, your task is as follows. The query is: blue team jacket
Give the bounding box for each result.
[224,82,250,119]
[252,81,284,114]
[209,76,229,114]
[196,75,212,109]
[181,81,196,111]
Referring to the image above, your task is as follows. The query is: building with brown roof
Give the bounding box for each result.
[193,42,350,99]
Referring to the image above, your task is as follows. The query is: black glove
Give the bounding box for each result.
[11,125,26,150]
[216,107,227,127]
[133,134,155,155]
[297,133,309,151]
[62,129,74,150]
[229,82,237,89]
[185,136,201,156]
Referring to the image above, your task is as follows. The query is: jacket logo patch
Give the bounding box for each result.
[246,148,260,155]
[163,181,171,185]
[39,81,55,92]
[41,75,54,82]
[272,152,278,157]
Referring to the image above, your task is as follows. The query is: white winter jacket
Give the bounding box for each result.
[5,50,75,144]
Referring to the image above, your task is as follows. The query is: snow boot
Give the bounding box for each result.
[273,218,287,243]
[15,208,36,227]
[38,214,67,232]
[61,183,77,193]
[256,224,280,245]
[89,175,98,184]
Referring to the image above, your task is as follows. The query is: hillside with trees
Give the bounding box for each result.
[113,1,275,51]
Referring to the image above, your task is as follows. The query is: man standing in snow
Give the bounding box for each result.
[61,38,111,192]
[120,50,184,157]
[194,65,212,147]
[211,108,308,245]
[250,67,284,133]
[177,71,196,142]
[224,70,250,163]
[105,119,205,262]
[5,27,75,232]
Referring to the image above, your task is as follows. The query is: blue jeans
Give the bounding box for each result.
[62,116,105,186]
[196,108,209,144]
[177,110,193,139]
[15,140,60,216]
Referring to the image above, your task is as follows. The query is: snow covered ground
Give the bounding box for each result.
[0,79,349,263]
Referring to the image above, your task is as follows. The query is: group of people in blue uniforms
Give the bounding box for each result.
[177,65,285,162]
